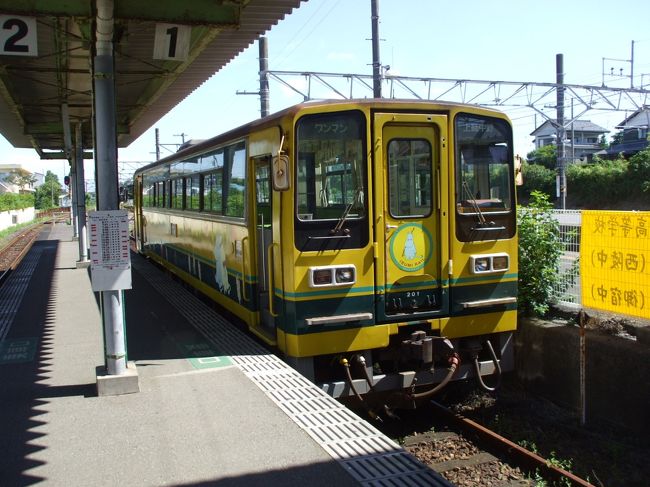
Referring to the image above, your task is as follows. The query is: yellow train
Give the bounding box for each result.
[133,99,518,404]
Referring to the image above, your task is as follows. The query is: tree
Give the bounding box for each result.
[526,145,557,170]
[34,171,62,209]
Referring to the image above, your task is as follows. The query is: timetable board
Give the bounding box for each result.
[89,210,132,292]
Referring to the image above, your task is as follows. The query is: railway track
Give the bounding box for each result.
[0,222,45,286]
[397,400,594,486]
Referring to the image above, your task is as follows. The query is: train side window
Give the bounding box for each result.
[255,158,271,224]
[225,143,246,218]
[143,183,154,207]
[203,171,223,214]
[186,174,200,211]
[172,178,184,209]
[156,181,165,208]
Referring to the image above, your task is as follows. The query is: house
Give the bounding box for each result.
[0,164,41,194]
[530,119,608,162]
[607,106,650,157]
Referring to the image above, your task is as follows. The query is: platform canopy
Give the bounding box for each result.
[0,0,303,160]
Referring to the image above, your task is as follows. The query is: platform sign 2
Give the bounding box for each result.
[581,210,650,320]
[0,15,38,57]
[153,23,190,61]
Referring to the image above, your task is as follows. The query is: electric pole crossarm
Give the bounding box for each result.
[391,77,423,99]
[311,73,348,99]
[266,72,310,99]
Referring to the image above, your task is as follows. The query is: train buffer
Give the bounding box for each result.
[0,222,451,486]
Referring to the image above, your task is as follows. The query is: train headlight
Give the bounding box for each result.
[312,269,333,286]
[335,267,355,284]
[470,253,509,274]
[492,255,509,271]
[309,265,356,287]
[474,257,490,273]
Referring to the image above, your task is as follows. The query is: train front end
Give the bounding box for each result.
[273,101,518,402]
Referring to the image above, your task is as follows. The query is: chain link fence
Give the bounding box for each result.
[550,210,582,308]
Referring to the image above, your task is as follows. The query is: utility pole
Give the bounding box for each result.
[556,53,566,210]
[155,128,160,160]
[259,37,270,117]
[371,0,382,98]
[631,40,635,89]
[236,36,271,118]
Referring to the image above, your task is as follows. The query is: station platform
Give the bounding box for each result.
[0,222,450,486]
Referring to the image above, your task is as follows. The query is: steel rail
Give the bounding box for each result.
[430,400,595,487]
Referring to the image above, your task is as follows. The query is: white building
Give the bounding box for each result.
[530,120,608,162]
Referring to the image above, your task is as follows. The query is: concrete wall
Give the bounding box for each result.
[0,207,35,232]
[515,317,650,436]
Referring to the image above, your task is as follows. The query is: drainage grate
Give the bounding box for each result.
[133,255,450,486]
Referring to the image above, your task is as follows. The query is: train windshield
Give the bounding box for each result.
[296,111,366,222]
[454,114,515,240]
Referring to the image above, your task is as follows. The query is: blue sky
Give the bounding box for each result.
[1,0,649,184]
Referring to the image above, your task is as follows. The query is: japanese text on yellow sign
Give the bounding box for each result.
[581,211,650,319]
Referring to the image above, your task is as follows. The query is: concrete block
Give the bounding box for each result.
[96,361,139,396]
[76,260,90,269]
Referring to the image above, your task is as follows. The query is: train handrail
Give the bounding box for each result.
[267,242,279,317]
[241,236,249,302]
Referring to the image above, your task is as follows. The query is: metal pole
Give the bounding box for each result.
[70,158,79,238]
[75,122,88,262]
[371,0,381,98]
[579,310,586,426]
[630,40,635,89]
[155,128,160,161]
[62,103,78,236]
[95,0,126,376]
[259,37,270,117]
[556,54,566,209]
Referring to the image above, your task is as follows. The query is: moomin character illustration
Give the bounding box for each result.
[213,233,231,294]
[403,231,417,260]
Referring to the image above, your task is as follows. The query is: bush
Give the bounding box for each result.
[0,193,34,211]
[566,158,631,207]
[627,148,650,193]
[517,163,555,203]
[517,191,563,316]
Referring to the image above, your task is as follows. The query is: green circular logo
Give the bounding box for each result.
[389,223,433,272]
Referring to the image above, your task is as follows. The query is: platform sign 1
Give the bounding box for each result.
[1,15,38,57]
[89,210,132,292]
[580,210,650,320]
[153,23,191,61]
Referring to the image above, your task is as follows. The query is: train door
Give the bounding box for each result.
[374,113,449,320]
[251,155,276,339]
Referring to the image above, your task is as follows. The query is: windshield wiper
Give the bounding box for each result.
[461,181,504,231]
[331,187,363,235]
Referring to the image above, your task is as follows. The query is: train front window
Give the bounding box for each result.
[296,111,366,222]
[455,114,515,240]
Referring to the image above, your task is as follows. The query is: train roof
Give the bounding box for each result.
[134,99,507,175]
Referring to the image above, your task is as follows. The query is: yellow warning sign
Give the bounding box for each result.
[580,211,650,320]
